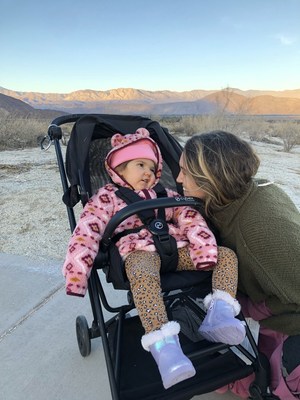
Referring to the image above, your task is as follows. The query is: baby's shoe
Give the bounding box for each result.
[142,321,196,389]
[199,290,246,345]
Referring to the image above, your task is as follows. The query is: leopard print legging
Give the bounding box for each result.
[125,246,238,333]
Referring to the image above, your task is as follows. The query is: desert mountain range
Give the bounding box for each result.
[1,86,300,116]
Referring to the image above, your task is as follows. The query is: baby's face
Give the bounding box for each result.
[120,158,156,190]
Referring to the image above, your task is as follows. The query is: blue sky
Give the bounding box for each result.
[1,0,300,93]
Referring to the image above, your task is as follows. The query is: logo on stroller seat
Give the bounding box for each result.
[154,221,164,230]
[148,219,169,238]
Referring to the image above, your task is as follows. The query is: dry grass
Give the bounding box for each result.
[0,162,32,175]
[0,113,49,150]
[157,115,300,153]
[1,112,299,153]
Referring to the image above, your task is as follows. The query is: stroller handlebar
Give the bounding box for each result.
[101,196,202,249]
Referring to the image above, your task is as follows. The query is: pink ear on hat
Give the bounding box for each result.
[111,133,124,147]
[111,128,151,148]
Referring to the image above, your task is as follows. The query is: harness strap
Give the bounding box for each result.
[115,187,156,224]
[111,225,146,244]
[114,184,178,273]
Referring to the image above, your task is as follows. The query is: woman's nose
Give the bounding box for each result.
[176,171,182,183]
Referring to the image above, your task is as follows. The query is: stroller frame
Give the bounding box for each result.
[47,114,277,400]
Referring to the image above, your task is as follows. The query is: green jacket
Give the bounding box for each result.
[211,180,300,335]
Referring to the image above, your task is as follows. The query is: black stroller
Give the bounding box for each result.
[46,114,277,400]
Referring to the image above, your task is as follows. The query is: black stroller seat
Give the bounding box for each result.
[47,113,276,400]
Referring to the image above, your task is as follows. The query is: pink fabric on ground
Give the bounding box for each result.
[286,366,300,397]
[215,295,300,399]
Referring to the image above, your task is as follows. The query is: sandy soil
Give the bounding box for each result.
[0,140,299,263]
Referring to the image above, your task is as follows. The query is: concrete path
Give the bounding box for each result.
[0,253,238,400]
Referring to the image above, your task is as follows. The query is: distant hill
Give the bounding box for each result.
[0,92,34,113]
[0,92,67,119]
[1,86,300,116]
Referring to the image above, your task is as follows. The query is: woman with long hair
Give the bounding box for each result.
[177,130,300,399]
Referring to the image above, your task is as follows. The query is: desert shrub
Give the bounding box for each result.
[1,111,299,153]
[176,116,203,136]
[169,114,271,137]
[170,114,237,136]
[241,118,273,142]
[0,114,49,150]
[272,121,300,152]
[152,115,183,135]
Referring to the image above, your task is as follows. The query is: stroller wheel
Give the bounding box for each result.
[76,315,91,357]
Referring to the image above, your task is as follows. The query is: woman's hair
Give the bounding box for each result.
[182,131,260,215]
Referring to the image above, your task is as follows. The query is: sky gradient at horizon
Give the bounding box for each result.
[1,0,300,94]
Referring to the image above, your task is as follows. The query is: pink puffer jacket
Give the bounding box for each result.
[62,129,217,297]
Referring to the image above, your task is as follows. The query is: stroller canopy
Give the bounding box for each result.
[61,114,183,206]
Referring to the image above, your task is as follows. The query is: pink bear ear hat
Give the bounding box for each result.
[109,128,158,169]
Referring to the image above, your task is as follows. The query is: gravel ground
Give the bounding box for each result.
[0,146,71,262]
[0,141,299,263]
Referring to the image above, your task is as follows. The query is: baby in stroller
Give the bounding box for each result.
[62,128,246,389]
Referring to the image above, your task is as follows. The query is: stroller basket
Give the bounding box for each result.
[48,113,275,400]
